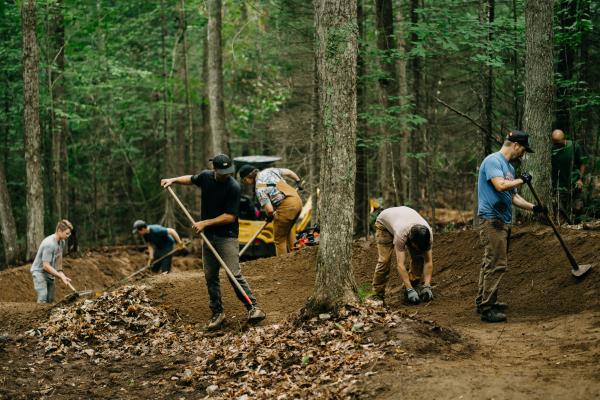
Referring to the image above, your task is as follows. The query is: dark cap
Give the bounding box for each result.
[132,220,147,233]
[238,164,257,180]
[210,154,235,175]
[506,130,534,153]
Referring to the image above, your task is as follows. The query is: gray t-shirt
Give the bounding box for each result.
[30,234,65,279]
[376,206,432,251]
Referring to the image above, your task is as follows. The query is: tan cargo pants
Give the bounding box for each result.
[273,180,302,255]
[372,222,424,296]
[476,218,510,311]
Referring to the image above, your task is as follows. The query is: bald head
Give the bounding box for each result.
[552,129,566,144]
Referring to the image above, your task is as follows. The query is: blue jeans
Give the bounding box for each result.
[202,234,257,314]
[32,271,55,303]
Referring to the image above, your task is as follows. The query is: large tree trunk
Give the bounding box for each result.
[206,0,228,156]
[555,0,577,133]
[408,0,422,206]
[480,0,494,157]
[308,0,358,314]
[22,0,45,260]
[375,0,401,207]
[354,0,368,237]
[522,0,554,209]
[0,161,19,266]
[395,0,409,202]
[48,0,68,221]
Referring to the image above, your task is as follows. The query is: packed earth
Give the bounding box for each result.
[1,224,599,399]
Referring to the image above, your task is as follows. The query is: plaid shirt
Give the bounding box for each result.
[256,168,286,207]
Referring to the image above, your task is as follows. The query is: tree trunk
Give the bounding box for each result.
[555,0,577,133]
[310,52,320,226]
[308,0,358,314]
[522,0,554,209]
[375,0,401,207]
[0,161,19,266]
[395,0,409,202]
[22,0,45,260]
[408,0,422,206]
[354,0,368,237]
[480,0,494,157]
[206,0,228,156]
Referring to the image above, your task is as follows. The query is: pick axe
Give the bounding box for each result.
[166,186,253,306]
[526,181,592,278]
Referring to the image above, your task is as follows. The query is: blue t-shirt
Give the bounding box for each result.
[477,152,517,224]
[143,224,175,250]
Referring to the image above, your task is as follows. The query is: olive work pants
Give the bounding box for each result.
[372,222,424,296]
[476,218,510,311]
[273,195,303,255]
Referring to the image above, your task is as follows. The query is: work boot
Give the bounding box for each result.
[248,306,266,324]
[476,302,508,314]
[207,312,226,331]
[480,308,507,323]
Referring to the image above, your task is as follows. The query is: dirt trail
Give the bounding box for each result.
[1,224,599,399]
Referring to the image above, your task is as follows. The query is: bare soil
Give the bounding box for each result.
[1,224,599,399]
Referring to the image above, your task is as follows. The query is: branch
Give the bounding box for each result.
[435,97,502,146]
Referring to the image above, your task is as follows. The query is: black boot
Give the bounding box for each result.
[481,308,507,323]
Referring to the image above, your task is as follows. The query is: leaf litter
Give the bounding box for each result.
[24,285,447,398]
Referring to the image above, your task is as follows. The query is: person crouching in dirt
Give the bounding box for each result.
[476,131,545,323]
[133,220,183,274]
[369,206,434,305]
[30,220,74,303]
[161,154,266,331]
[238,164,303,255]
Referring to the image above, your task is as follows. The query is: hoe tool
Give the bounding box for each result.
[526,181,592,278]
[166,186,253,306]
[239,221,268,258]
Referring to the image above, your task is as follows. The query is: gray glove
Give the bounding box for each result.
[420,284,433,302]
[406,288,420,304]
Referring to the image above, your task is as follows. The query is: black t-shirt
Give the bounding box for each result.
[191,170,240,238]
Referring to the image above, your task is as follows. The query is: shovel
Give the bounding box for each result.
[526,181,592,278]
[166,186,253,306]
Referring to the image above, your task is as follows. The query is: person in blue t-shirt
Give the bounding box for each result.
[476,131,545,323]
[133,220,183,273]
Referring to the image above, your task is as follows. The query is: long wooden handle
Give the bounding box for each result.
[526,181,581,270]
[166,186,253,306]
[239,221,268,257]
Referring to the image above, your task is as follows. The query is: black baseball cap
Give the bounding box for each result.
[506,130,534,153]
[132,220,147,233]
[210,154,235,175]
[238,164,257,180]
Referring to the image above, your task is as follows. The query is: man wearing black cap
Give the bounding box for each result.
[238,164,303,255]
[133,220,183,273]
[476,131,544,323]
[160,154,266,330]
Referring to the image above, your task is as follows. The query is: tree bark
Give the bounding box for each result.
[308,0,358,314]
[395,0,409,202]
[0,160,19,266]
[22,0,45,260]
[522,0,554,210]
[206,0,228,156]
[480,0,494,157]
[375,0,401,207]
[354,0,368,237]
[408,0,422,206]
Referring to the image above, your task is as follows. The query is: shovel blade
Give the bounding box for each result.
[571,264,592,278]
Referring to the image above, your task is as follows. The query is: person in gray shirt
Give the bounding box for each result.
[30,220,74,303]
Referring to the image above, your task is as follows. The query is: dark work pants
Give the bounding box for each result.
[202,233,257,315]
[151,246,173,273]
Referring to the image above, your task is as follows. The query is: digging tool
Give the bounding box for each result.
[104,243,186,291]
[526,181,592,278]
[166,186,254,306]
[239,221,268,258]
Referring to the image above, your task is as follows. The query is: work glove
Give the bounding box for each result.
[265,214,274,223]
[406,288,420,305]
[419,284,433,302]
[532,204,547,214]
[176,242,185,251]
[520,172,532,184]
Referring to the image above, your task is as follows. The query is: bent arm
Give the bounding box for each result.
[490,176,523,192]
[394,249,413,289]
[161,175,193,186]
[42,261,69,281]
[512,193,535,211]
[280,168,300,182]
[203,213,236,227]
[167,228,182,244]
[422,249,433,285]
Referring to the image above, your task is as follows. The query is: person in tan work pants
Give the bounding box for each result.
[239,165,304,255]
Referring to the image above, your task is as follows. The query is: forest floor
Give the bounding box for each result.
[1,224,599,399]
